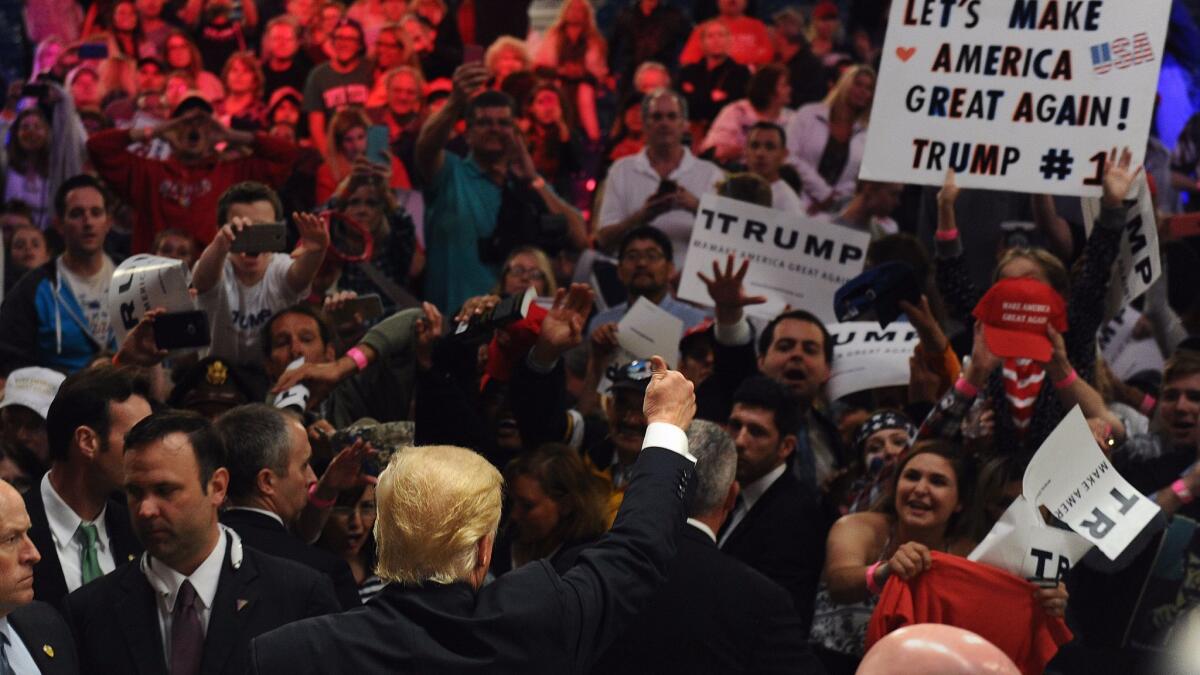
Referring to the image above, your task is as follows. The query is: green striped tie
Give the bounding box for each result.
[77,522,102,584]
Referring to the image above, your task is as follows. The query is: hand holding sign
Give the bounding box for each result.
[697,254,768,325]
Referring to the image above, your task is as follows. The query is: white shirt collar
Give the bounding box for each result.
[224,506,285,527]
[686,518,717,543]
[633,146,698,180]
[144,529,228,615]
[41,472,110,553]
[740,463,787,514]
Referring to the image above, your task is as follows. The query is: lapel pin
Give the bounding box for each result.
[42,644,54,658]
[236,599,249,611]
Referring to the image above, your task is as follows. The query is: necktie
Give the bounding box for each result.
[0,632,15,675]
[171,581,204,675]
[77,522,102,585]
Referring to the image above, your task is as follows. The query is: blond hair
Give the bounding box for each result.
[823,64,875,126]
[374,445,503,585]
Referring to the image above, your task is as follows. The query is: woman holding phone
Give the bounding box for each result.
[315,107,410,203]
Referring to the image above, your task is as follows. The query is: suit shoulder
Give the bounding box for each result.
[246,547,331,589]
[11,600,70,628]
[63,560,139,613]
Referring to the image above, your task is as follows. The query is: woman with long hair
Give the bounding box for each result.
[786,63,874,212]
[217,51,268,128]
[533,0,608,143]
[2,109,53,229]
[522,82,582,199]
[106,0,146,57]
[316,107,411,203]
[316,483,384,602]
[164,29,225,101]
[327,172,419,314]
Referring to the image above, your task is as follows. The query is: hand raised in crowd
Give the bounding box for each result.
[293,211,330,256]
[698,253,767,325]
[642,355,696,430]
[271,344,372,408]
[909,354,942,404]
[311,437,379,508]
[450,63,490,104]
[351,152,392,182]
[113,307,170,367]
[324,290,369,342]
[886,541,933,581]
[531,283,595,365]
[1042,326,1072,382]
[455,294,501,324]
[1101,146,1140,208]
[1035,582,1069,619]
[414,301,443,371]
[964,321,1002,387]
[937,169,960,212]
[898,295,949,355]
[507,127,539,182]
[213,215,255,253]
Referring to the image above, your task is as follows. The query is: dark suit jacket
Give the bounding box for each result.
[24,483,143,609]
[219,508,361,610]
[61,531,341,675]
[249,446,695,675]
[8,600,80,674]
[719,469,828,635]
[592,524,826,674]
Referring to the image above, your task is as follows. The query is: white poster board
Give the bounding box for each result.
[826,322,920,400]
[860,0,1172,196]
[1098,306,1164,380]
[677,194,870,323]
[1081,173,1161,312]
[616,296,684,369]
[969,495,1094,582]
[1023,407,1160,560]
[107,254,195,343]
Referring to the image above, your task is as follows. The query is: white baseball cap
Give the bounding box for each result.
[0,367,67,420]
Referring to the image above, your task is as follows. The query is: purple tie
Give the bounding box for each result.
[170,580,203,675]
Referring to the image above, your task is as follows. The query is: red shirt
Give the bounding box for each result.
[87,129,303,253]
[867,552,1073,675]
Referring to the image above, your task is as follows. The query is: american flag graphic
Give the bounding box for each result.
[1090,42,1113,74]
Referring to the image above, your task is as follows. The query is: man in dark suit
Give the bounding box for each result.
[62,411,340,675]
[594,419,825,674]
[249,353,698,675]
[718,376,828,634]
[0,478,80,674]
[214,403,361,610]
[27,366,150,608]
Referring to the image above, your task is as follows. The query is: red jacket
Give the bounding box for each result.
[87,129,302,253]
[867,552,1073,675]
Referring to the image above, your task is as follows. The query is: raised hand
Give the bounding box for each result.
[294,211,330,256]
[214,216,253,254]
[312,437,379,504]
[965,320,1002,387]
[1101,146,1141,208]
[898,295,949,354]
[114,307,170,367]
[1043,325,1071,382]
[642,355,696,430]
[697,253,767,325]
[455,294,501,324]
[450,63,490,104]
[937,168,959,211]
[533,284,595,362]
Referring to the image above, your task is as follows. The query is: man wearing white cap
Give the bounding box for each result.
[0,367,67,486]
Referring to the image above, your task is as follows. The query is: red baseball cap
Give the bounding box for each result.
[972,278,1067,362]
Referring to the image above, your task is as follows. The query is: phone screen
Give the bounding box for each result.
[366,125,390,166]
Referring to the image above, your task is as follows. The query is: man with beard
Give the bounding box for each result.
[87,94,303,253]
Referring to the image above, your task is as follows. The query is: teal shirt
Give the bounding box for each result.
[422,153,501,313]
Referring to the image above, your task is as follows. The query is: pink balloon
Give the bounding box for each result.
[857,624,1021,675]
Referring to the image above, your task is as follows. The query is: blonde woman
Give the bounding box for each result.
[785,64,874,212]
[316,107,411,203]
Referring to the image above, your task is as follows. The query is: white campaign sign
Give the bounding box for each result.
[826,322,919,400]
[107,254,195,343]
[616,296,684,369]
[677,194,870,323]
[1097,306,1164,380]
[1081,173,1161,312]
[969,495,1094,582]
[1023,407,1160,560]
[860,0,1171,196]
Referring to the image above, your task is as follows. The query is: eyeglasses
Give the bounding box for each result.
[505,265,545,280]
[621,249,665,264]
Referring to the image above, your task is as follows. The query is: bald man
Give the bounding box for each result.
[0,480,80,673]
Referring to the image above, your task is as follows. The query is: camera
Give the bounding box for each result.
[451,288,535,343]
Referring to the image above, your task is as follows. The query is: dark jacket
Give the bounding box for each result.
[219,508,361,610]
[593,524,826,674]
[8,600,81,675]
[62,531,340,675]
[25,485,143,609]
[248,446,695,675]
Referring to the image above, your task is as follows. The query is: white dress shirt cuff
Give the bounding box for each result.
[714,317,752,346]
[642,422,695,463]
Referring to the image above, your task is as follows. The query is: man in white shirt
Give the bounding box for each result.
[744,121,806,214]
[596,88,724,270]
[62,411,340,675]
[192,182,328,370]
[0,478,81,675]
[25,366,151,608]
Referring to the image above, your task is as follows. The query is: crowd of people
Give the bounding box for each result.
[0,0,1199,673]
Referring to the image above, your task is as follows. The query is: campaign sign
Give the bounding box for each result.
[969,495,1093,583]
[860,0,1171,196]
[1098,306,1164,380]
[677,194,871,323]
[107,254,195,343]
[1024,407,1160,560]
[826,322,919,400]
[1081,173,1160,310]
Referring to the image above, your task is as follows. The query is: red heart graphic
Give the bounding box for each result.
[896,46,916,62]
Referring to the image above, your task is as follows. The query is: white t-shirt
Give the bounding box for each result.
[771,179,807,214]
[198,254,304,366]
[58,255,115,347]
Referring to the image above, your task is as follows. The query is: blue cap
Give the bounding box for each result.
[834,262,921,328]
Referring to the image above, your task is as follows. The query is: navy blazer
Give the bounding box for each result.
[8,600,80,675]
[249,446,695,675]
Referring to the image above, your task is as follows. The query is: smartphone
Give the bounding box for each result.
[464,44,485,64]
[365,125,390,166]
[653,178,678,198]
[330,293,384,324]
[153,311,211,350]
[230,222,288,254]
[78,43,109,60]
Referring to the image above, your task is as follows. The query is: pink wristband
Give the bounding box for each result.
[954,377,979,398]
[308,482,336,509]
[1140,393,1156,416]
[1053,369,1078,390]
[345,346,368,371]
[935,228,959,241]
[866,561,884,595]
[1172,479,1194,505]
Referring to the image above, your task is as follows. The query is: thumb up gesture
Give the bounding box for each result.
[642,355,697,430]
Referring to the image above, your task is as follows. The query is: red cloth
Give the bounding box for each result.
[87,129,303,253]
[484,303,548,383]
[867,552,1073,675]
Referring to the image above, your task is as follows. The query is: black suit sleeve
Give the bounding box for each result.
[304,573,342,618]
[557,447,693,672]
[748,586,827,675]
[511,354,573,448]
[696,328,759,423]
